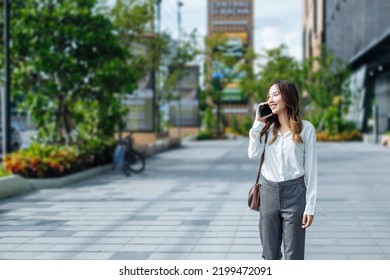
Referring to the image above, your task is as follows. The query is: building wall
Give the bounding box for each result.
[324,0,390,134]
[208,0,254,46]
[325,0,390,64]
[303,0,325,59]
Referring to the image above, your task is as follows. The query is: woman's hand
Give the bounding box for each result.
[256,102,273,123]
[302,214,314,228]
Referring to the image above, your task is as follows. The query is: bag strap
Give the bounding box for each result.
[255,132,268,184]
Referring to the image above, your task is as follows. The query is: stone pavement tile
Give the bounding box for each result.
[187,253,228,260]
[109,252,152,260]
[161,238,199,245]
[46,244,88,252]
[337,238,376,246]
[104,231,139,238]
[226,253,261,260]
[155,244,195,253]
[40,231,77,237]
[72,231,108,237]
[0,244,19,251]
[127,237,166,244]
[119,244,159,252]
[196,238,233,245]
[233,231,258,238]
[375,236,390,247]
[229,245,260,253]
[306,254,346,260]
[73,252,114,260]
[114,225,147,231]
[305,245,344,254]
[0,252,41,259]
[83,244,123,252]
[59,237,99,244]
[231,238,259,245]
[345,254,387,260]
[201,231,235,238]
[367,232,390,238]
[341,245,384,254]
[28,237,66,244]
[206,226,237,231]
[0,237,34,243]
[306,238,339,245]
[95,237,132,244]
[148,253,189,260]
[134,231,172,237]
[13,244,53,251]
[192,245,231,253]
[33,252,77,260]
[169,231,204,238]
[144,225,180,232]
[148,220,182,226]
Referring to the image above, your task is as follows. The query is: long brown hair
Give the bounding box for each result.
[260,80,303,145]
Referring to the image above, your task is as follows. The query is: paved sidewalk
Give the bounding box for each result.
[0,138,390,260]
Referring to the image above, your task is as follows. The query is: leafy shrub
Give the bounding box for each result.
[316,130,363,142]
[3,139,114,178]
[197,131,213,140]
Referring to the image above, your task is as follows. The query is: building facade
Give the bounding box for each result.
[304,0,390,135]
[303,0,325,60]
[207,0,254,125]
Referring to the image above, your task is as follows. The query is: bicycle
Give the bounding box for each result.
[113,134,145,176]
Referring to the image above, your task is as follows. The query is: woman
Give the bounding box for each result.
[248,80,317,260]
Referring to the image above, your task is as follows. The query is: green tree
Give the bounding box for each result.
[257,45,303,101]
[303,46,351,132]
[0,0,142,145]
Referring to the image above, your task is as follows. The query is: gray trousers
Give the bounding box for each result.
[259,175,306,260]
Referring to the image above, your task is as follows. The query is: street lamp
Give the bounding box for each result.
[177,0,183,140]
[1,0,11,156]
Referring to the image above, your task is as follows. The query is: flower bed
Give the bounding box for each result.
[2,140,114,179]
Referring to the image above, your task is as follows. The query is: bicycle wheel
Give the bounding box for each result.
[127,149,145,173]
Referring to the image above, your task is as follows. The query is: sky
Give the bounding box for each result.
[159,0,303,62]
[106,0,303,62]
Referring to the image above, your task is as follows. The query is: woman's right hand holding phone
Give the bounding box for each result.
[256,102,273,123]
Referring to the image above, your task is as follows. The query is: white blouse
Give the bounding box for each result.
[248,119,317,215]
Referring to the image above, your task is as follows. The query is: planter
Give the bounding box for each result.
[28,164,112,190]
[0,164,112,200]
[0,175,31,199]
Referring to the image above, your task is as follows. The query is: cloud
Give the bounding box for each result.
[260,27,282,49]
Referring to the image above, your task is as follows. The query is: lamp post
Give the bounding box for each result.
[2,0,11,156]
[177,0,183,139]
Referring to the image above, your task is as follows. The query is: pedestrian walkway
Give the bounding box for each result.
[0,138,390,260]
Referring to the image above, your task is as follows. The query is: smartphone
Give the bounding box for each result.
[258,103,272,117]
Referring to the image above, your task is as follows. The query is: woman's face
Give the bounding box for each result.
[267,84,286,115]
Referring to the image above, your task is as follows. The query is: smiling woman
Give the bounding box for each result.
[248,80,317,260]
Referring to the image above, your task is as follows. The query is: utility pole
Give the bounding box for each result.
[2,0,11,156]
[177,0,183,140]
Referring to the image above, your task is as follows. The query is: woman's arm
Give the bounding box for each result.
[303,122,317,216]
[248,120,266,159]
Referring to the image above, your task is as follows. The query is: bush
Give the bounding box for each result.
[2,139,114,178]
[316,130,363,142]
[197,131,213,140]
